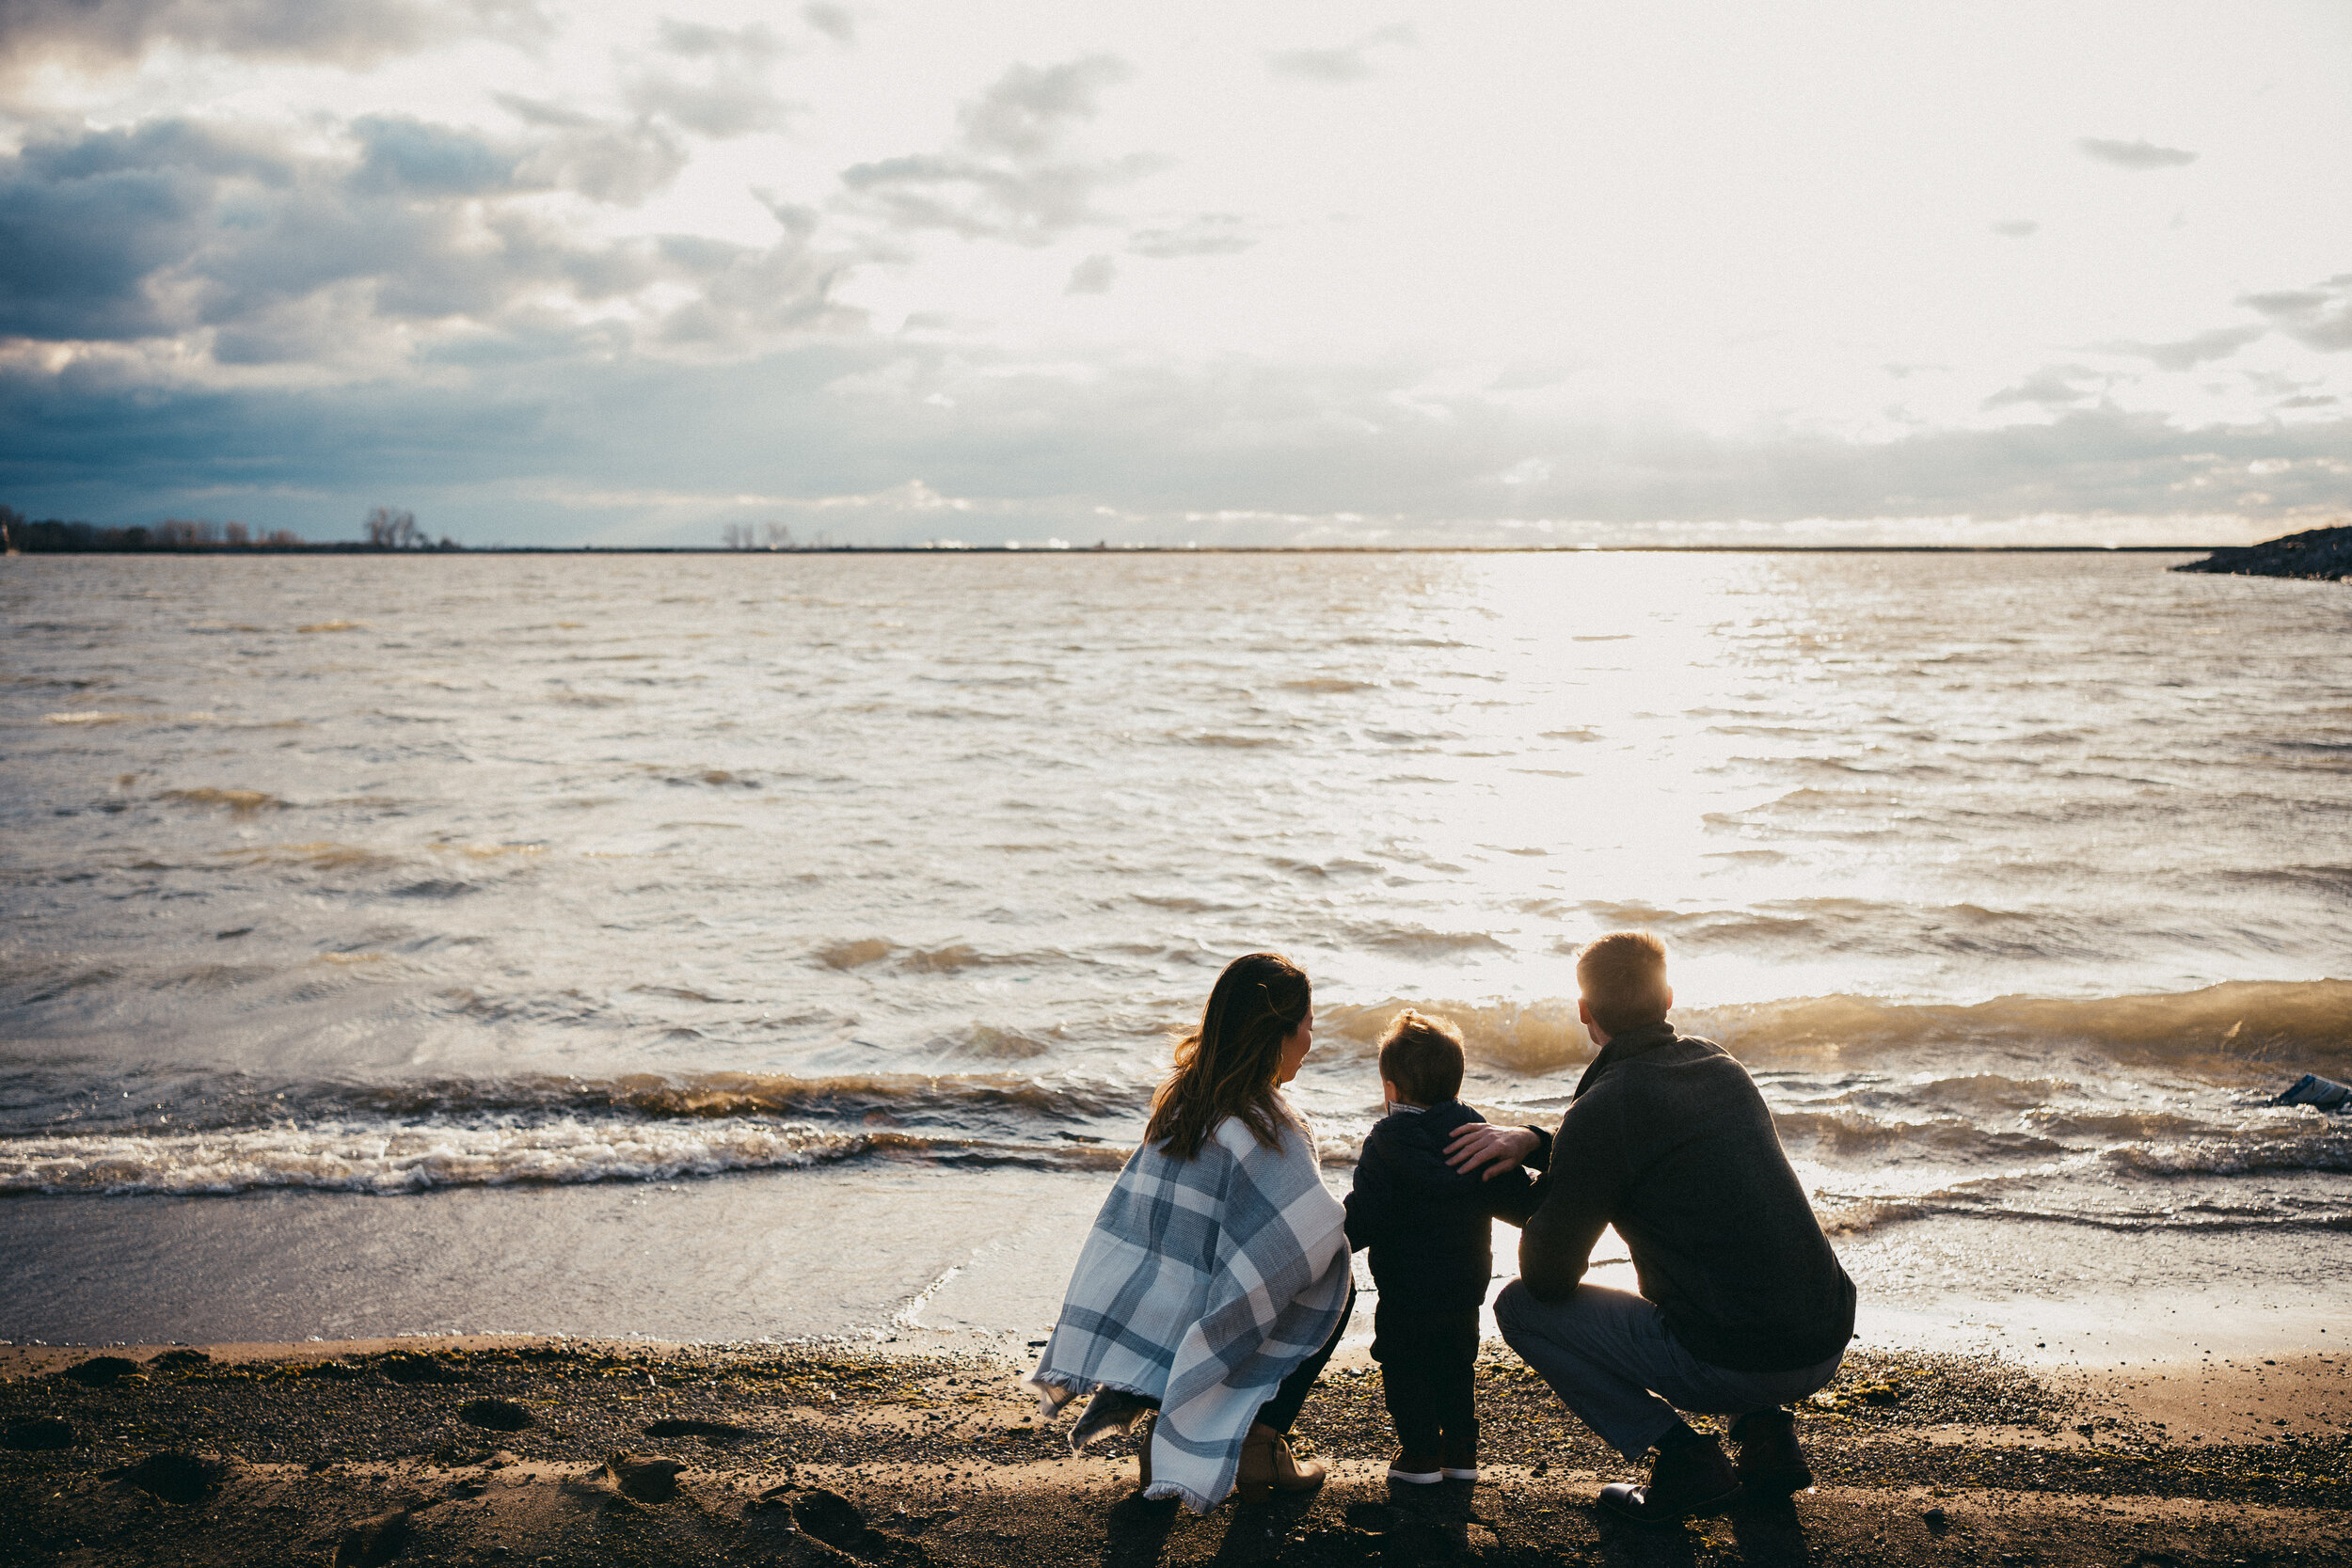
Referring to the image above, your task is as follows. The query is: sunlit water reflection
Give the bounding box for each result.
[4,552,2347,1294]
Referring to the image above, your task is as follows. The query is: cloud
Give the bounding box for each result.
[0,112,850,369]
[624,19,793,138]
[493,94,688,203]
[838,55,1164,244]
[802,3,853,44]
[1064,254,1115,294]
[1981,364,2106,409]
[351,115,518,196]
[2240,275,2352,353]
[1265,24,1414,84]
[1989,219,2038,238]
[958,55,1129,157]
[2076,136,2198,170]
[1126,214,1253,258]
[2103,325,2266,372]
[0,0,544,70]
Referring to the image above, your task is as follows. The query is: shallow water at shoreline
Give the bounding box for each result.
[5,550,2350,1339]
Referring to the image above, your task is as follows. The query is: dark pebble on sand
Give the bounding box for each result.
[376,1352,462,1385]
[334,1509,411,1568]
[459,1398,535,1431]
[644,1416,749,1439]
[606,1451,686,1503]
[62,1355,143,1386]
[117,1450,229,1506]
[793,1488,868,1549]
[3,1416,80,1450]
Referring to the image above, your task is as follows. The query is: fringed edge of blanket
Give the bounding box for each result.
[1141,1479,1220,1516]
[1025,1370,1096,1424]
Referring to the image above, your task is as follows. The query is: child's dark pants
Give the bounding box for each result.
[1372,1301,1480,1456]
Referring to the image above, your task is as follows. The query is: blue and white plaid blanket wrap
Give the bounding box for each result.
[1027,1110,1350,1513]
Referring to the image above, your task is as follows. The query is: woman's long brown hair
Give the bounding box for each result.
[1143,952,1310,1160]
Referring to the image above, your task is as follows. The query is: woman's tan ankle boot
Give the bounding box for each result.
[1237,1422,1327,1504]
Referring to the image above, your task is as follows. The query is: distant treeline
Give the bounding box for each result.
[1,504,459,553]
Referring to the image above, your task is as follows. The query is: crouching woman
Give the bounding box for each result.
[1028,952,1354,1513]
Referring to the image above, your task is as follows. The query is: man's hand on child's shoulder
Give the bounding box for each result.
[1444,1122,1540,1180]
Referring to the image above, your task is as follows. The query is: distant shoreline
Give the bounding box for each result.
[6,543,2219,556]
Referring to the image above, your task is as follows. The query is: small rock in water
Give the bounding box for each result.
[605,1451,687,1503]
[458,1398,535,1432]
[63,1355,143,1387]
[334,1509,410,1568]
[2,1417,79,1450]
[793,1488,869,1549]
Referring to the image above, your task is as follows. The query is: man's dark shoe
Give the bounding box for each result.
[1729,1410,1814,1496]
[1596,1436,1739,1524]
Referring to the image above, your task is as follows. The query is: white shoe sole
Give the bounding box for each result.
[1441,1467,1479,1481]
[1387,1467,1443,1484]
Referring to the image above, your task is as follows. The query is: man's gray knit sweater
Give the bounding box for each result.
[1510,1020,1855,1373]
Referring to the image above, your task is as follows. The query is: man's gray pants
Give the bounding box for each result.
[1495,1280,1845,1461]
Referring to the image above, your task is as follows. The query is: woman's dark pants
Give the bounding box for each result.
[1252,1285,1356,1434]
[1372,1301,1480,1456]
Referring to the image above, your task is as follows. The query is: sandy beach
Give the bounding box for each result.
[2,1333,2344,1567]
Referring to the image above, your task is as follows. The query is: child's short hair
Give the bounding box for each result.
[1576,929,1671,1037]
[1378,1008,1466,1105]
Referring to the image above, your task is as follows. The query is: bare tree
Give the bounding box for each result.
[763,521,794,549]
[364,507,421,548]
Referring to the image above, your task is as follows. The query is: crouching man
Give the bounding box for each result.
[1447,931,1854,1523]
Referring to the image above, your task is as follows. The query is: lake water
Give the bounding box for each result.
[3,550,2347,1349]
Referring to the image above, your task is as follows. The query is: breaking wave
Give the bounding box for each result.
[1330,979,2352,1078]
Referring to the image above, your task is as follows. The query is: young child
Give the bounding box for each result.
[1344,1008,1533,1484]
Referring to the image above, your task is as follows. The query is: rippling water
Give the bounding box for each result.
[4,551,2348,1268]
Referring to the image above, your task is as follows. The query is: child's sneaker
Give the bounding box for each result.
[1387,1452,1443,1484]
[1439,1438,1478,1481]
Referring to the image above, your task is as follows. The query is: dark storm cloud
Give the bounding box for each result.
[0,119,287,339]
[0,0,544,69]
[2103,325,2266,372]
[1264,24,1415,84]
[351,115,519,196]
[2240,275,2352,353]
[840,55,1163,244]
[0,111,846,360]
[2076,136,2198,170]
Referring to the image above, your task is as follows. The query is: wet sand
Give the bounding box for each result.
[2,1336,2344,1566]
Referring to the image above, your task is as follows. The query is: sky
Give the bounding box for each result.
[2,0,2347,546]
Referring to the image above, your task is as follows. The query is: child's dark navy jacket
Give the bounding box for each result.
[1344,1100,1534,1312]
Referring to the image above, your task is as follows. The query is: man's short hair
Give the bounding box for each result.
[1378,1008,1465,1105]
[1577,930,1671,1037]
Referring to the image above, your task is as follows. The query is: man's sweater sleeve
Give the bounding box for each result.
[1516,1098,1626,1302]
